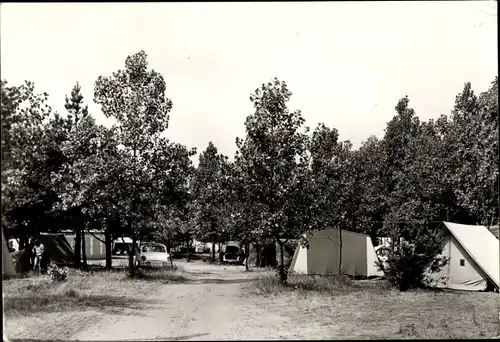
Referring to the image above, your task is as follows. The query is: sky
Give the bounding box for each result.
[1,2,497,163]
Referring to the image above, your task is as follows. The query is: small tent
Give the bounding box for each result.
[2,231,16,278]
[39,233,75,265]
[246,239,297,268]
[247,239,277,267]
[288,228,384,277]
[426,222,499,291]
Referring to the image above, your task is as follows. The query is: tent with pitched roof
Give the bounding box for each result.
[288,228,384,278]
[426,222,499,291]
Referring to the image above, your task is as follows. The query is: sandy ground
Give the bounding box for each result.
[70,262,304,341]
[5,261,499,340]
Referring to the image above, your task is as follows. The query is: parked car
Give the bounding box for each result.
[136,242,171,268]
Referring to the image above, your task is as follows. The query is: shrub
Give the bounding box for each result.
[47,263,69,282]
[378,221,448,291]
[255,274,287,295]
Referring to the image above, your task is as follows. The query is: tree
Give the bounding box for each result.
[78,124,127,270]
[307,124,357,274]
[230,153,269,270]
[191,142,231,263]
[1,80,55,249]
[94,50,173,277]
[350,136,386,240]
[445,80,498,225]
[376,97,450,290]
[50,82,98,268]
[307,123,340,231]
[235,78,310,283]
[143,137,196,262]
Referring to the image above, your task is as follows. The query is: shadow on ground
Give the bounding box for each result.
[186,278,256,285]
[9,333,211,342]
[4,294,163,316]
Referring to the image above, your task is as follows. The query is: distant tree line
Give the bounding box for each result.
[2,51,497,285]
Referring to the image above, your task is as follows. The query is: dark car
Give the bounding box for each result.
[223,244,242,264]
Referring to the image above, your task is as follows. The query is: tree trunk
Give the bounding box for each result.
[277,239,286,283]
[245,240,249,271]
[128,235,137,278]
[20,235,27,250]
[74,227,81,268]
[212,235,216,264]
[186,239,191,262]
[338,227,343,275]
[167,243,174,268]
[256,241,260,267]
[105,231,112,270]
[81,229,88,268]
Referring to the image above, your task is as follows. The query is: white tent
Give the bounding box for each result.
[288,228,384,277]
[427,222,499,291]
[2,231,16,278]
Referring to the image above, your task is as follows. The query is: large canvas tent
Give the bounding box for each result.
[65,231,107,260]
[246,239,297,268]
[426,222,499,291]
[247,240,276,267]
[39,233,75,265]
[288,228,384,277]
[2,231,16,278]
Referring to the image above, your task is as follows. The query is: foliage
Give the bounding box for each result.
[377,221,448,291]
[94,51,174,276]
[234,78,310,282]
[47,263,69,282]
[1,80,56,238]
[1,51,497,291]
[191,142,232,261]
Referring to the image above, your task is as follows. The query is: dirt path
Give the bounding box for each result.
[70,262,300,341]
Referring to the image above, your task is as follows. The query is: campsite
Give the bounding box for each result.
[1,2,499,341]
[4,258,500,340]
[3,223,500,340]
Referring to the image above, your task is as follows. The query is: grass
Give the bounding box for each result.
[247,272,500,339]
[252,272,389,296]
[2,264,187,317]
[136,264,189,283]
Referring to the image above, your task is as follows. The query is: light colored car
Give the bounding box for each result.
[136,242,171,268]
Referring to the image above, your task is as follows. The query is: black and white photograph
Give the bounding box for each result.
[1,1,499,340]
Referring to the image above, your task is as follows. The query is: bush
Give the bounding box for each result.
[47,263,69,282]
[377,223,448,291]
